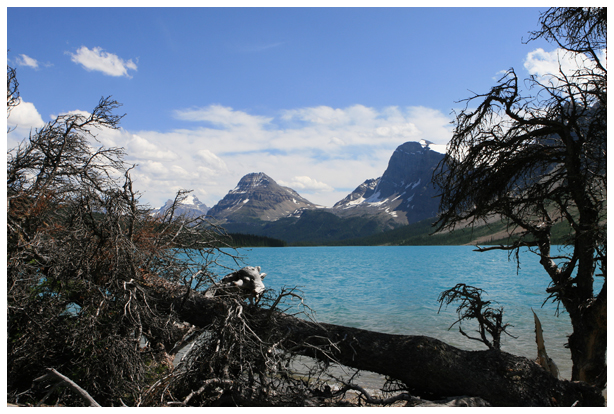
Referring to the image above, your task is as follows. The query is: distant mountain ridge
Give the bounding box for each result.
[333,178,380,209]
[155,194,210,218]
[155,141,446,243]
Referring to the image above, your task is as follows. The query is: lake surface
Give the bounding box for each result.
[211,245,595,381]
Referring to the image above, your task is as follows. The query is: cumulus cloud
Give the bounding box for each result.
[15,54,39,69]
[7,101,130,151]
[52,109,92,119]
[525,48,577,78]
[127,134,178,160]
[196,149,228,172]
[68,46,137,77]
[281,104,378,127]
[375,123,418,138]
[278,176,334,193]
[7,99,46,147]
[174,105,272,129]
[169,165,196,179]
[276,104,449,149]
[524,47,606,86]
[139,160,169,177]
[7,98,45,130]
[125,104,453,208]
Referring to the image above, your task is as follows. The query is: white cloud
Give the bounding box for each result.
[7,99,46,147]
[524,47,606,87]
[278,176,335,193]
[281,104,378,127]
[68,46,137,77]
[174,105,273,131]
[7,98,45,130]
[196,149,228,172]
[127,134,178,160]
[52,109,92,119]
[375,123,418,138]
[15,54,39,69]
[169,165,196,179]
[139,160,169,177]
[123,104,453,208]
[525,48,575,78]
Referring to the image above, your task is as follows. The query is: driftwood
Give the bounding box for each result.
[204,266,267,303]
[152,282,604,407]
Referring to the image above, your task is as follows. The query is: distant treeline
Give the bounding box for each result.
[227,233,287,247]
[225,215,574,248]
[321,216,574,247]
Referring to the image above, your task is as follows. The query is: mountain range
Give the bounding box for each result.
[155,140,446,243]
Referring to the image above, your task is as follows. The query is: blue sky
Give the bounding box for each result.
[7,6,560,209]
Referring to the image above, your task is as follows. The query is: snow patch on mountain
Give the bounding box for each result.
[420,139,447,154]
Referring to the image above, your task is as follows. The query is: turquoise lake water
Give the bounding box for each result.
[210,245,601,381]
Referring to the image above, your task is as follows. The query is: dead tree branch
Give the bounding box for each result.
[33,368,101,407]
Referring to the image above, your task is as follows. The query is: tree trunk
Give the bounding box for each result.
[568,296,607,388]
[153,283,605,407]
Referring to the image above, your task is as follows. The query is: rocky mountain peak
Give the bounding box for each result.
[374,141,444,200]
[231,172,272,194]
[332,141,444,225]
[208,172,317,223]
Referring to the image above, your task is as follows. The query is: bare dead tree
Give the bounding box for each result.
[433,7,606,387]
[5,69,237,406]
[526,7,606,68]
[438,283,516,350]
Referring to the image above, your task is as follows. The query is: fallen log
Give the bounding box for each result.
[256,311,604,407]
[150,281,605,407]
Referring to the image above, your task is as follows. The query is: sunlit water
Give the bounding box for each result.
[207,245,602,382]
